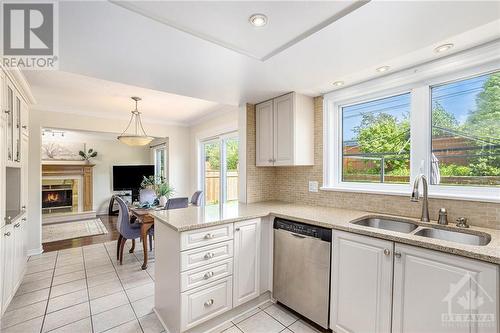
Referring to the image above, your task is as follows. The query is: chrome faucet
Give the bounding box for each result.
[411,174,430,222]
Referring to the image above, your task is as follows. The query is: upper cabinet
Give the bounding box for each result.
[255,92,314,166]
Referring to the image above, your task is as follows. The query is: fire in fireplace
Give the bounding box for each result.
[42,188,73,209]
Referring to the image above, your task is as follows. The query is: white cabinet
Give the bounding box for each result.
[392,244,499,333]
[2,223,15,311]
[331,233,499,333]
[331,231,393,333]
[255,100,274,166]
[13,216,26,284]
[255,92,314,166]
[233,218,261,307]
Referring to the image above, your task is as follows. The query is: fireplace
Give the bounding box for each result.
[42,186,73,209]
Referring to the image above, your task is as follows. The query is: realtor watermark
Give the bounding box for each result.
[441,273,495,329]
[1,1,59,69]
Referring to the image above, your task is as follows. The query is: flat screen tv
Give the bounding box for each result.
[113,165,154,191]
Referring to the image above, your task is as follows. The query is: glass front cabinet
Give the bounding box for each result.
[4,78,23,164]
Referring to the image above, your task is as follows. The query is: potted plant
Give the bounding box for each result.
[156,181,174,207]
[79,148,97,162]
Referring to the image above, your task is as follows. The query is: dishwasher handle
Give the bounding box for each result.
[291,233,306,239]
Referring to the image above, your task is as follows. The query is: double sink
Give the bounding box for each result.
[352,217,490,246]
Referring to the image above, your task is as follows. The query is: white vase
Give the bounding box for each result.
[159,195,168,207]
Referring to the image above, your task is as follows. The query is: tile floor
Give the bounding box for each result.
[0,240,322,333]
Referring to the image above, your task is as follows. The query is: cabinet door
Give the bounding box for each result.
[393,244,499,333]
[13,217,26,284]
[21,135,28,211]
[2,224,15,310]
[5,81,14,162]
[233,218,261,307]
[273,93,294,166]
[13,94,21,162]
[256,100,274,166]
[331,231,393,333]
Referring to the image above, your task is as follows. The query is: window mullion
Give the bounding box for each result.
[410,86,431,185]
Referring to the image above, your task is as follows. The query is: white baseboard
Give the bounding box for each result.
[27,246,44,256]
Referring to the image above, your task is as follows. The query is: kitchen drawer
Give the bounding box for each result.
[181,224,233,251]
[181,276,233,330]
[181,258,233,292]
[181,240,233,272]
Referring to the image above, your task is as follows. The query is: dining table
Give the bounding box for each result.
[128,206,156,270]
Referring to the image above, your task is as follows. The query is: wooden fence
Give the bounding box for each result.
[205,171,239,204]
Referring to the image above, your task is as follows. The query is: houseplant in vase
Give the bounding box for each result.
[156,181,174,207]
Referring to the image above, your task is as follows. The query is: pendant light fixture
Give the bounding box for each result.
[117,97,154,146]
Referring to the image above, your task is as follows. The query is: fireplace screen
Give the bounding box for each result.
[42,189,73,208]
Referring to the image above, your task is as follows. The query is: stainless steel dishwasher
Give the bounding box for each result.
[273,218,331,329]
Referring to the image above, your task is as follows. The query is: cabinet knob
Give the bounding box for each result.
[203,271,214,280]
[394,252,402,258]
[4,110,10,114]
[4,232,11,237]
[203,252,215,260]
[22,205,26,209]
[383,249,390,256]
[235,227,240,231]
[22,125,27,129]
[204,233,215,239]
[204,299,214,307]
[14,223,20,228]
[21,217,26,221]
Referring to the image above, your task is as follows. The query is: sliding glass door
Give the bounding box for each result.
[201,133,239,206]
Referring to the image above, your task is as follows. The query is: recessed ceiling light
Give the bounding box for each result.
[249,14,268,27]
[376,66,390,73]
[332,81,344,87]
[434,43,454,53]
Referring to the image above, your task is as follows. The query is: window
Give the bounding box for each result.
[153,144,167,181]
[431,72,500,187]
[342,93,411,184]
[324,47,500,201]
[201,134,239,206]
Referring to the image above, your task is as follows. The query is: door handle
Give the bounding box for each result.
[14,223,20,228]
[291,233,306,239]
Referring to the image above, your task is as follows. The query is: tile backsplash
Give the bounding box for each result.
[246,98,500,230]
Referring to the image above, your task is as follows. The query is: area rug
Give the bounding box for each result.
[42,218,108,243]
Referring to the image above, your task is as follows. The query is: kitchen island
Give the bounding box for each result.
[151,201,499,333]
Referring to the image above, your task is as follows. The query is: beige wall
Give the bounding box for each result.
[246,98,500,230]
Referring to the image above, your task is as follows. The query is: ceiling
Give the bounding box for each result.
[24,1,500,123]
[25,71,231,126]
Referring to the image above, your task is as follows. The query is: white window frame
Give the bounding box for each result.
[200,131,239,205]
[323,42,500,203]
[152,142,168,181]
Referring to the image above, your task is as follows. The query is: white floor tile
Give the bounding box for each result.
[7,288,50,311]
[0,316,44,333]
[48,317,92,333]
[222,326,243,333]
[236,311,285,333]
[131,295,154,317]
[88,280,124,300]
[1,300,47,329]
[125,283,154,302]
[287,320,321,333]
[52,270,86,286]
[87,271,119,288]
[263,304,298,327]
[92,303,135,333]
[103,319,142,333]
[50,278,87,298]
[90,291,129,315]
[138,313,165,333]
[85,264,115,278]
[22,270,54,284]
[47,289,89,314]
[232,307,260,325]
[54,263,85,276]
[16,277,53,295]
[42,302,90,332]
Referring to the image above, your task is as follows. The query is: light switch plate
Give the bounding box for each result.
[308,181,319,192]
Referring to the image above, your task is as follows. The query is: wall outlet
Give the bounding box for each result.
[308,181,319,192]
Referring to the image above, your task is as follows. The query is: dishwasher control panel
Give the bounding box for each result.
[273,218,331,242]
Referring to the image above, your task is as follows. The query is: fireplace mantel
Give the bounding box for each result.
[42,163,95,211]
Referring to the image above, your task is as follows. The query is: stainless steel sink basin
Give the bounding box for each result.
[352,217,418,233]
[414,228,490,246]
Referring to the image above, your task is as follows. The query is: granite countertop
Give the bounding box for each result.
[150,201,500,264]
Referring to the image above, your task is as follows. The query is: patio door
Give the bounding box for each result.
[201,133,239,206]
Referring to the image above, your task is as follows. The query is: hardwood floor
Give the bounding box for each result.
[42,214,120,252]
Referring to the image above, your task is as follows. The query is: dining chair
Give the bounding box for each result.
[165,197,189,209]
[115,196,142,264]
[190,191,203,206]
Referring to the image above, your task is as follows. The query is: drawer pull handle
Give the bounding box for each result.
[14,223,20,228]
[204,233,215,239]
[394,252,402,258]
[203,271,214,280]
[204,299,214,307]
[4,232,11,237]
[21,217,26,221]
[383,249,390,256]
[204,252,215,260]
